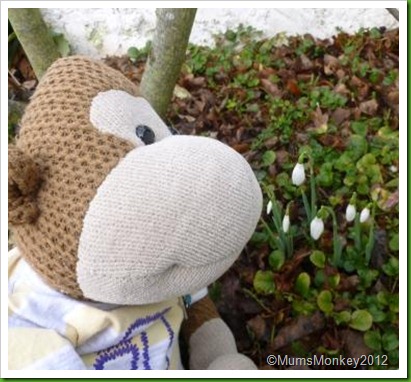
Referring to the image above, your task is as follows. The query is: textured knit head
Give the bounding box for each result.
[8,56,262,305]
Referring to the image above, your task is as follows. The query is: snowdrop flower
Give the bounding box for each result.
[282,214,290,233]
[292,163,306,186]
[266,200,273,215]
[360,207,370,223]
[310,216,324,240]
[345,204,356,222]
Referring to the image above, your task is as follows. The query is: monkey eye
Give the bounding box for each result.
[135,125,155,145]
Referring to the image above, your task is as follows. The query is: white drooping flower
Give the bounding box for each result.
[310,216,324,240]
[360,207,370,223]
[266,200,273,215]
[282,214,290,233]
[345,204,356,222]
[292,163,306,186]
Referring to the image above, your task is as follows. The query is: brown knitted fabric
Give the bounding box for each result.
[9,56,138,299]
[8,146,42,225]
[181,296,221,344]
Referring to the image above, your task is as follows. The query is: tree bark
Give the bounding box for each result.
[140,8,197,119]
[8,8,61,80]
[386,8,399,21]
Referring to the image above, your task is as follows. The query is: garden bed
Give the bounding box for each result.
[9,25,399,370]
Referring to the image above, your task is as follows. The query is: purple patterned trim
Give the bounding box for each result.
[93,307,175,370]
[94,340,139,370]
[161,316,175,369]
[141,331,151,370]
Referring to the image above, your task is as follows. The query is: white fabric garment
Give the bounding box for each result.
[8,248,184,370]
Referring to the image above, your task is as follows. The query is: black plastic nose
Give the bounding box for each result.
[135,125,155,145]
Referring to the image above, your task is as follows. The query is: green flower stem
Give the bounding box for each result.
[301,189,311,222]
[242,288,274,314]
[261,184,293,257]
[324,206,343,267]
[354,212,362,252]
[260,217,285,253]
[365,204,376,265]
[309,161,317,220]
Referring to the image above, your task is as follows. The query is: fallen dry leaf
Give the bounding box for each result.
[359,99,379,116]
[270,311,325,351]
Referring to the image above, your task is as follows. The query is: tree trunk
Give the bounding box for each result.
[140,8,197,119]
[8,8,61,80]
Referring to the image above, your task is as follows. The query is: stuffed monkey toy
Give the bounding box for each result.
[8,56,262,370]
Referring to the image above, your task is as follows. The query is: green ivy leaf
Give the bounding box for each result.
[317,290,334,314]
[250,231,268,245]
[367,304,387,323]
[292,299,316,315]
[316,162,334,187]
[253,270,276,295]
[351,121,368,136]
[376,291,389,306]
[348,135,368,160]
[382,332,399,351]
[295,272,311,298]
[329,273,340,289]
[382,257,399,277]
[127,47,140,61]
[358,269,379,288]
[388,294,399,313]
[262,150,277,166]
[52,33,71,57]
[388,233,399,252]
[334,310,351,325]
[314,269,326,287]
[310,250,326,268]
[349,310,373,331]
[364,330,382,351]
[268,250,285,271]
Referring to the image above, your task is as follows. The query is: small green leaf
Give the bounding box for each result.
[388,294,399,313]
[348,135,368,160]
[364,330,382,351]
[310,250,326,268]
[334,311,351,325]
[253,270,276,295]
[358,269,379,288]
[317,290,334,314]
[382,257,399,276]
[262,150,277,166]
[351,121,368,136]
[316,163,334,187]
[349,310,373,331]
[292,299,316,315]
[376,291,389,306]
[329,273,340,289]
[268,250,285,271]
[368,304,387,323]
[295,272,311,298]
[382,332,399,351]
[389,233,399,252]
[127,46,139,59]
[250,231,268,245]
[53,33,71,57]
[314,269,326,287]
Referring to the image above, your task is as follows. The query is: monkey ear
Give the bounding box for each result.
[8,146,42,225]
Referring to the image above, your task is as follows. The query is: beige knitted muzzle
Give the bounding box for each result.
[78,134,262,304]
